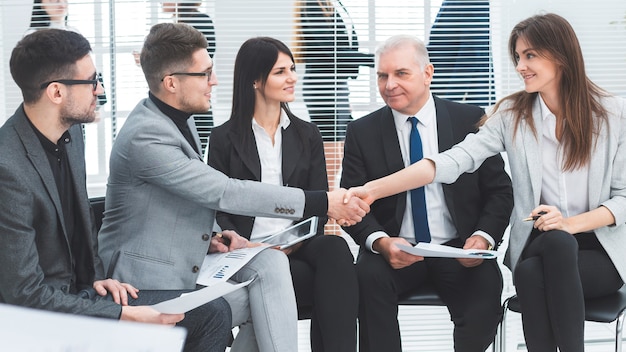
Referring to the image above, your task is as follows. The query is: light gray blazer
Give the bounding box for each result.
[432,95,626,281]
[98,98,312,290]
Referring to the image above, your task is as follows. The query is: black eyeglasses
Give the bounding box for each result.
[161,71,212,82]
[40,75,100,92]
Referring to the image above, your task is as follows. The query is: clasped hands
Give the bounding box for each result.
[328,186,375,226]
[327,187,373,226]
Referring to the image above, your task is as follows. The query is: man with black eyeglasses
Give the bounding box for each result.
[97,22,368,351]
[0,28,233,352]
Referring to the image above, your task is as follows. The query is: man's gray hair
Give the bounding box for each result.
[375,35,430,70]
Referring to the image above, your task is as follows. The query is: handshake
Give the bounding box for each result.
[326,186,373,227]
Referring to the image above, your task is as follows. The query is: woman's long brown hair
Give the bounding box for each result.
[485,13,608,171]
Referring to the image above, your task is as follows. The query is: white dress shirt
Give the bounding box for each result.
[538,95,590,217]
[366,94,494,252]
[249,109,294,241]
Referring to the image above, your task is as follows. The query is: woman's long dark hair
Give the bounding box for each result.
[230,37,309,145]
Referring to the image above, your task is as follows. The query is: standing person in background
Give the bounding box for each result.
[209,36,358,352]
[26,0,107,106]
[293,0,374,195]
[161,1,215,154]
[426,0,494,106]
[347,14,626,352]
[340,34,513,352]
[27,0,71,31]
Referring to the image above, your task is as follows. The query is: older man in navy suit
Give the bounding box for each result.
[341,35,513,352]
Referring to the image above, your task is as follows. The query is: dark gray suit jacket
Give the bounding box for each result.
[0,105,121,319]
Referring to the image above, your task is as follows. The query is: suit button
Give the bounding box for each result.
[275,207,280,213]
[202,233,210,241]
[192,265,200,273]
[289,209,295,214]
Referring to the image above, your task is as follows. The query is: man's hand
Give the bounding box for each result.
[209,230,249,253]
[374,237,423,269]
[93,279,139,305]
[120,305,184,326]
[458,235,490,268]
[327,188,369,226]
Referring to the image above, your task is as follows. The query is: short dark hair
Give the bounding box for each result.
[140,22,207,92]
[10,28,92,104]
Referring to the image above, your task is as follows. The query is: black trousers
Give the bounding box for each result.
[356,238,503,352]
[289,234,359,352]
[126,290,231,352]
[514,230,623,352]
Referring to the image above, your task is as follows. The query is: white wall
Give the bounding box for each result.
[0,2,31,124]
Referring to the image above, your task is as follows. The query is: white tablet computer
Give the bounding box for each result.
[260,217,319,250]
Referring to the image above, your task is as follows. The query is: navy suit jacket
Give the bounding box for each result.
[208,117,328,238]
[340,96,513,248]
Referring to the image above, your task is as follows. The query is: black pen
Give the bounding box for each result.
[523,211,547,222]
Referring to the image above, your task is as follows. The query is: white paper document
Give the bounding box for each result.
[196,246,268,286]
[396,242,500,259]
[151,280,252,314]
[0,303,187,351]
[260,216,318,250]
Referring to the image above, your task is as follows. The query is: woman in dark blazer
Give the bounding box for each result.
[208,37,358,352]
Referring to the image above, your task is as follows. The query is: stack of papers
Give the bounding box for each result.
[196,246,267,286]
[152,280,252,314]
[396,242,500,259]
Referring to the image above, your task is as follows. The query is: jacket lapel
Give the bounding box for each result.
[187,116,204,160]
[524,100,544,205]
[380,107,405,174]
[432,97,458,222]
[229,127,261,181]
[14,112,70,244]
[587,114,607,208]
[281,125,302,185]
[379,107,408,226]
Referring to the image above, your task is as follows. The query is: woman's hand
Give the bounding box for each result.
[531,205,570,233]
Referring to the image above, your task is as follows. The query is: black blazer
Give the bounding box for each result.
[340,96,513,248]
[208,117,329,238]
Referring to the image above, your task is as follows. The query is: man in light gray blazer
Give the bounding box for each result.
[0,29,233,352]
[97,23,368,352]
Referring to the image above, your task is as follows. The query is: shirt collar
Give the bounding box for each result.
[27,116,71,154]
[251,108,291,131]
[538,93,556,121]
[391,93,435,131]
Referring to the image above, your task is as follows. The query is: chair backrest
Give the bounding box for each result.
[89,196,106,232]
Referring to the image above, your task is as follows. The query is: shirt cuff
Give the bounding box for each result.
[365,231,389,254]
[303,190,327,219]
[472,230,495,249]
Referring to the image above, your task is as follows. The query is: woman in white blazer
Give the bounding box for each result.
[347,13,626,352]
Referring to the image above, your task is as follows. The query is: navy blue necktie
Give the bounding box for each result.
[409,117,431,243]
